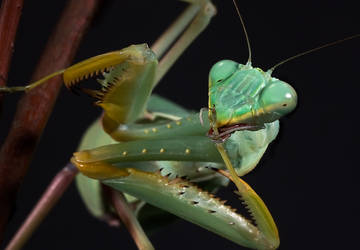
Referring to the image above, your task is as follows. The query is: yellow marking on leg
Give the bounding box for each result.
[152,128,158,133]
[142,149,147,154]
[166,124,172,129]
[176,121,181,125]
[185,148,191,154]
[71,158,129,180]
[122,151,128,156]
[160,148,165,153]
[144,129,149,134]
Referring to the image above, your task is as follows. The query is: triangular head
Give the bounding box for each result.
[208,60,297,141]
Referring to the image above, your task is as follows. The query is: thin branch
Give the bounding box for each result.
[110,189,154,250]
[0,0,99,241]
[5,164,78,250]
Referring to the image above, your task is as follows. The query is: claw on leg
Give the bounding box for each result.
[212,146,280,249]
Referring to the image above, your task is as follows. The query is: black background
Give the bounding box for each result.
[1,0,359,249]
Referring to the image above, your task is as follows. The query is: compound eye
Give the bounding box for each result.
[209,60,238,86]
[260,80,297,121]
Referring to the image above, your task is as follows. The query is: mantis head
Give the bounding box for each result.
[208,60,297,141]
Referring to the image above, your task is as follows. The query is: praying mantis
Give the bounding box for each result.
[1,0,359,249]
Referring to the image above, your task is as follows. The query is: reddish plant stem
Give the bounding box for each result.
[0,0,99,242]
[0,0,24,104]
[5,164,78,250]
[0,0,23,86]
[110,190,154,250]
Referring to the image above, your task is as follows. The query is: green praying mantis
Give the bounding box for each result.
[1,0,358,250]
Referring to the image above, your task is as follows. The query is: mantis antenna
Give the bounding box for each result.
[267,33,360,74]
[232,0,252,65]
